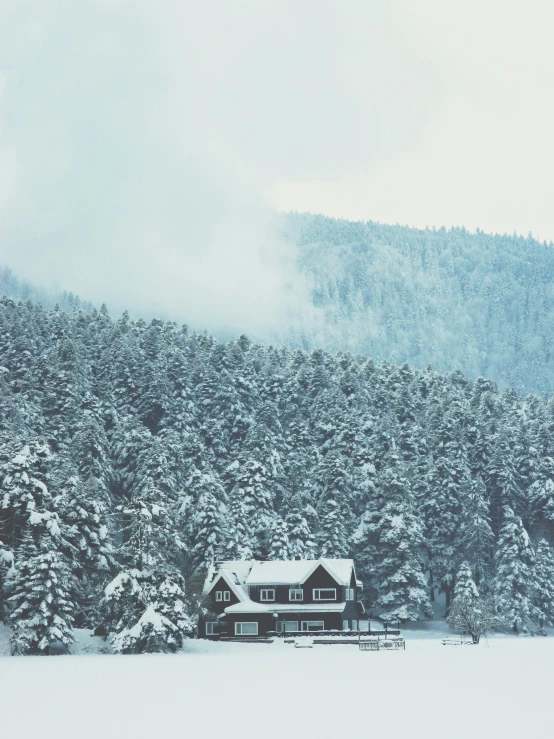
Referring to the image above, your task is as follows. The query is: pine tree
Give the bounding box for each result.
[57,473,113,627]
[285,495,316,559]
[103,478,191,653]
[8,531,76,654]
[456,476,494,589]
[269,518,291,560]
[528,457,554,542]
[225,479,256,561]
[533,539,554,627]
[317,498,349,558]
[453,561,479,604]
[372,466,432,622]
[227,459,275,558]
[0,539,14,622]
[493,507,539,633]
[188,469,227,570]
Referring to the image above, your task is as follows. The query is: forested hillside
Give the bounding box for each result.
[1,297,554,654]
[4,215,554,396]
[284,213,554,395]
[0,267,91,314]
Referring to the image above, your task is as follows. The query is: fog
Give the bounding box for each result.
[1,1,553,335]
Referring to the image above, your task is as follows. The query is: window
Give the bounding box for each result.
[301,621,325,631]
[215,591,222,602]
[313,588,336,601]
[206,622,218,636]
[352,620,358,631]
[289,588,303,601]
[223,591,230,602]
[235,622,258,636]
[277,621,299,633]
[342,620,349,631]
[346,587,355,601]
[260,589,275,602]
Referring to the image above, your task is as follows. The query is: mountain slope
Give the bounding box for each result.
[284,213,554,395]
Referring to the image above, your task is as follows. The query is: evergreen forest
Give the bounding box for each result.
[284,214,554,395]
[1,296,554,654]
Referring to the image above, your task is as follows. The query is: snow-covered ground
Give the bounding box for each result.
[1,624,552,739]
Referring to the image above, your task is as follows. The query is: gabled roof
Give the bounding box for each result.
[203,558,357,598]
[203,560,254,601]
[245,558,356,587]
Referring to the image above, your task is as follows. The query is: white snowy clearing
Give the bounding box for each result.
[0,625,552,739]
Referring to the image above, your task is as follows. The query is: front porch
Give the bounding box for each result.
[203,616,402,641]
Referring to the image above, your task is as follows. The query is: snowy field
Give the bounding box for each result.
[1,626,553,739]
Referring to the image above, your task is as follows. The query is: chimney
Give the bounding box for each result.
[294,554,302,561]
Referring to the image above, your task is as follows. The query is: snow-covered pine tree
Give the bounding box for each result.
[72,406,111,508]
[422,408,470,612]
[56,473,113,627]
[8,530,76,654]
[285,494,316,559]
[225,476,256,561]
[453,561,479,604]
[372,465,432,622]
[0,539,14,622]
[316,498,349,558]
[0,441,55,550]
[269,518,291,560]
[188,469,227,571]
[456,476,494,589]
[486,430,525,534]
[493,506,540,633]
[226,459,275,558]
[103,478,191,653]
[533,539,554,627]
[528,457,554,542]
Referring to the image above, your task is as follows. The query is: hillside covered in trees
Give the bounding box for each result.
[284,213,554,395]
[1,297,554,654]
[4,215,554,398]
[0,267,92,314]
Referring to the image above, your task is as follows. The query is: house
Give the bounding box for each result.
[201,557,365,639]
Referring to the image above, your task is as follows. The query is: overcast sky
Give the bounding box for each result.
[1,1,553,332]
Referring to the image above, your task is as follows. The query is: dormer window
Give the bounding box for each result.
[260,589,275,602]
[289,588,303,601]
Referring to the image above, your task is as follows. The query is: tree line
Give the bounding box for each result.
[1,297,554,653]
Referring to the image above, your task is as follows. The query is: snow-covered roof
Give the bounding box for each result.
[203,558,356,599]
[245,560,314,585]
[245,558,355,587]
[223,601,348,615]
[320,559,356,587]
[204,561,254,602]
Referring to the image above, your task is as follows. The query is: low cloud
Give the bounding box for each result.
[2,0,552,338]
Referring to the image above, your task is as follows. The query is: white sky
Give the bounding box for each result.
[1,1,553,331]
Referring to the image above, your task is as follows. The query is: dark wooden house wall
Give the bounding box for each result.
[248,565,350,605]
[208,575,240,615]
[224,611,344,636]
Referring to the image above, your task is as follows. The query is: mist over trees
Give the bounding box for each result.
[1,296,554,652]
[5,215,554,398]
[283,213,554,395]
[0,267,92,314]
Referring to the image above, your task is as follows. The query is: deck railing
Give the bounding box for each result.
[212,628,402,640]
[269,629,401,638]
